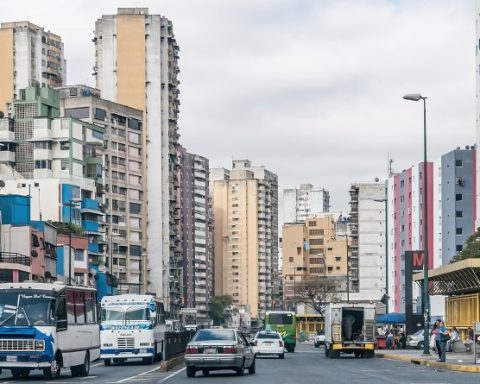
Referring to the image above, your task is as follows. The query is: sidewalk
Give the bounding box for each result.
[376,348,480,373]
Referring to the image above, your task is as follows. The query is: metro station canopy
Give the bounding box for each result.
[413,258,480,296]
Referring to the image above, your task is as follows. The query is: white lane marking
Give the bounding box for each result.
[113,365,161,383]
[157,367,186,383]
[91,362,104,367]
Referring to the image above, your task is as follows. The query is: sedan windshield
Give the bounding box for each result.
[0,291,55,326]
[193,330,236,342]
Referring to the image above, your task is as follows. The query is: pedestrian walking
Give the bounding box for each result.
[437,320,449,362]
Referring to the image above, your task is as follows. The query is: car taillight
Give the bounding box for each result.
[185,346,198,354]
[279,340,284,347]
[223,346,237,354]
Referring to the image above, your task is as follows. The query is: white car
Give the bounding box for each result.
[314,331,325,348]
[252,331,285,359]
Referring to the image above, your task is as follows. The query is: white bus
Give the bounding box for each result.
[100,294,165,365]
[0,282,100,379]
[180,308,198,332]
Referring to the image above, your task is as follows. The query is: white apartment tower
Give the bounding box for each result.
[283,184,330,223]
[0,21,66,114]
[94,8,181,312]
[348,183,386,303]
[210,160,279,319]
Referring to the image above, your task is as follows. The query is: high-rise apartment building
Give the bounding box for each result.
[179,147,213,326]
[57,84,146,294]
[210,160,278,319]
[283,184,330,223]
[0,21,65,114]
[441,147,476,264]
[348,183,387,303]
[386,165,435,313]
[94,8,181,312]
[281,214,348,307]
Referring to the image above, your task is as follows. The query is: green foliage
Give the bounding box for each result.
[450,228,480,263]
[209,295,233,326]
[48,221,84,236]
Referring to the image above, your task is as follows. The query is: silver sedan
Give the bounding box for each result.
[184,328,256,377]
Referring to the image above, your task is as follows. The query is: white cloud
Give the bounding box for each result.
[0,0,475,214]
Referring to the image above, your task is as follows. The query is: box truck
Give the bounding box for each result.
[324,303,376,358]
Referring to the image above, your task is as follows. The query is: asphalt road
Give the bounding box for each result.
[1,343,479,384]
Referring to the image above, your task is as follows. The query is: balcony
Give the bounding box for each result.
[0,252,31,266]
[0,151,15,162]
[81,198,102,214]
[82,220,99,233]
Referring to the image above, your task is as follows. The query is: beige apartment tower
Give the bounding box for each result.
[94,8,181,312]
[281,214,348,304]
[210,160,278,319]
[0,21,65,115]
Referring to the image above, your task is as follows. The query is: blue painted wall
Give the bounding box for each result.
[0,195,30,225]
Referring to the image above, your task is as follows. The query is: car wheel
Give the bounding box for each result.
[279,353,285,359]
[314,342,319,348]
[248,358,256,374]
[104,358,111,366]
[186,366,196,378]
[202,369,210,376]
[417,341,424,350]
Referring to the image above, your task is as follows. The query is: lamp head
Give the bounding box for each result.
[403,93,425,102]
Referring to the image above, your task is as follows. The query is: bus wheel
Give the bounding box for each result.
[142,355,155,365]
[43,354,61,379]
[104,358,112,366]
[75,351,90,377]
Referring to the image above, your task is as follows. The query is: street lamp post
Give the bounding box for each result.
[344,234,350,303]
[67,198,82,285]
[403,93,430,356]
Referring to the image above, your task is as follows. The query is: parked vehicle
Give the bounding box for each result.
[264,311,297,352]
[100,295,165,365]
[252,330,284,359]
[314,331,325,348]
[0,282,100,379]
[184,328,255,377]
[406,329,425,349]
[324,303,376,358]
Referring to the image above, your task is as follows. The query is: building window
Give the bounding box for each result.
[308,221,317,227]
[60,141,70,150]
[455,194,463,201]
[456,211,463,218]
[296,247,301,255]
[64,107,89,119]
[309,229,324,236]
[310,238,324,245]
[456,244,463,252]
[34,160,51,169]
[74,249,84,261]
[456,228,463,235]
[288,257,293,262]
[455,159,463,167]
[309,258,323,264]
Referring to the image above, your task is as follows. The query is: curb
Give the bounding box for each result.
[376,353,480,373]
[160,355,184,372]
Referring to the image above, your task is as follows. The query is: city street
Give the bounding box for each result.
[1,343,479,384]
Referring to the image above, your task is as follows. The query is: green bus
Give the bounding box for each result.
[264,311,297,352]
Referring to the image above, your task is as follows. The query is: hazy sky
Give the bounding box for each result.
[1,0,476,214]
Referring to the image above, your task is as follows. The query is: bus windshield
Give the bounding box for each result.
[102,306,149,322]
[0,291,56,327]
[268,313,293,325]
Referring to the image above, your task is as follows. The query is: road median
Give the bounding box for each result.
[160,354,184,372]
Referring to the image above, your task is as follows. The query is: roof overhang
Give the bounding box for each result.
[413,258,480,296]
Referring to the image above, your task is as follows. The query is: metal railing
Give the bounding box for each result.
[0,252,31,266]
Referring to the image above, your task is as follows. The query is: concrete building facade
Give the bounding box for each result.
[210,160,278,319]
[179,147,212,325]
[283,184,330,224]
[0,21,65,115]
[94,8,181,313]
[441,147,476,264]
[58,85,146,294]
[348,183,387,303]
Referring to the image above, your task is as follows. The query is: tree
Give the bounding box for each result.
[48,221,84,236]
[209,295,233,325]
[450,228,480,263]
[293,276,341,316]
